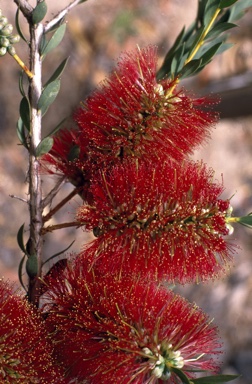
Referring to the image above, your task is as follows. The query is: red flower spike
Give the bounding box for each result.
[44,264,222,383]
[0,279,66,383]
[74,45,218,169]
[41,46,218,198]
[77,160,235,283]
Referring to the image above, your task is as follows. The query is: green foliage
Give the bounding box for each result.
[192,374,240,383]
[32,1,47,24]
[19,96,31,131]
[156,0,252,81]
[38,79,61,116]
[15,7,28,43]
[40,23,66,57]
[26,254,38,278]
[44,57,69,87]
[35,137,54,157]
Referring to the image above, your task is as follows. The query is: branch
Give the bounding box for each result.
[43,186,80,223]
[13,0,33,19]
[41,221,83,235]
[44,0,85,33]
[41,176,66,209]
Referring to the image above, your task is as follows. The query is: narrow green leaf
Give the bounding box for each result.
[32,1,47,24]
[186,25,205,59]
[42,240,75,266]
[15,7,29,44]
[17,223,26,253]
[16,118,28,148]
[26,254,38,278]
[35,137,54,157]
[67,145,80,161]
[229,0,252,22]
[19,71,26,98]
[180,59,202,79]
[220,0,238,9]
[206,22,236,40]
[192,374,240,383]
[41,23,66,57]
[38,79,61,116]
[156,26,185,80]
[170,42,185,77]
[200,42,222,66]
[18,255,27,292]
[204,0,221,26]
[44,57,69,87]
[19,96,31,131]
[172,368,191,384]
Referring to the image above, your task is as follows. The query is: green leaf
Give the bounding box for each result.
[32,1,47,24]
[41,23,66,57]
[170,42,185,77]
[35,137,54,157]
[237,214,252,228]
[220,0,238,9]
[17,223,26,253]
[19,96,31,131]
[172,368,191,384]
[16,117,28,149]
[67,145,80,161]
[206,22,236,40]
[200,42,222,66]
[18,255,27,292]
[192,374,240,383]
[18,71,26,98]
[38,79,61,116]
[156,26,185,80]
[15,7,29,44]
[180,59,202,79]
[44,57,69,87]
[42,240,75,266]
[26,254,38,278]
[204,0,221,26]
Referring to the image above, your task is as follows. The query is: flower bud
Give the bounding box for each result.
[0,46,7,56]
[9,34,20,44]
[1,23,13,36]
[7,45,16,56]
[0,36,9,47]
[0,16,8,28]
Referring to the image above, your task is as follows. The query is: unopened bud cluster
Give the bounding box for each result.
[0,9,20,56]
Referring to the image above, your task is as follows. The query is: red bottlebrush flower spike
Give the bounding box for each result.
[41,46,217,197]
[74,45,218,169]
[44,263,222,383]
[0,279,65,383]
[77,160,235,283]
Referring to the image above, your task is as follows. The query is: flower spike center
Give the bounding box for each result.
[142,343,184,381]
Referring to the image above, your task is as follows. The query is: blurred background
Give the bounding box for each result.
[0,1,252,382]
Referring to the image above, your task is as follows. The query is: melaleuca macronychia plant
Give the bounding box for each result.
[0,279,65,383]
[42,45,218,190]
[43,261,222,384]
[77,159,235,283]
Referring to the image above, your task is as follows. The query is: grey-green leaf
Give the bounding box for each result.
[192,374,240,383]
[16,117,28,148]
[32,1,47,24]
[15,7,29,44]
[26,254,38,278]
[17,223,26,253]
[19,96,30,131]
[41,23,66,57]
[180,59,202,79]
[35,137,54,157]
[206,22,236,40]
[44,57,69,87]
[220,0,238,9]
[18,255,27,292]
[38,79,61,116]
